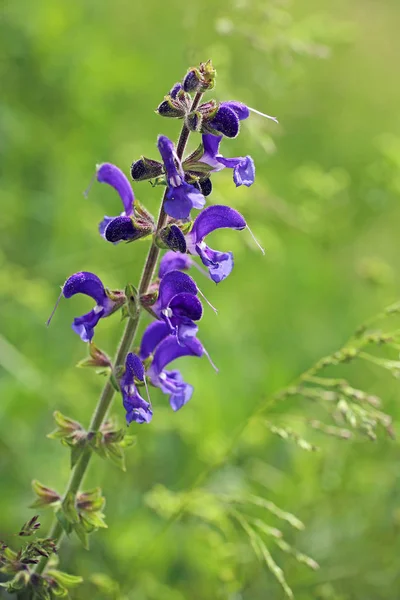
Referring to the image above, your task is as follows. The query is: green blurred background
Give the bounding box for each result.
[1,0,400,598]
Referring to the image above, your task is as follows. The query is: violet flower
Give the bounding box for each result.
[154,270,203,345]
[199,134,255,187]
[96,163,141,243]
[158,251,194,279]
[157,135,205,219]
[121,353,152,424]
[206,101,277,138]
[54,272,124,342]
[147,334,204,411]
[186,205,247,283]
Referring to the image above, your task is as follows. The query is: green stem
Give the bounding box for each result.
[32,91,203,579]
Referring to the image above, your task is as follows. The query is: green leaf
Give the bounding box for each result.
[47,569,83,588]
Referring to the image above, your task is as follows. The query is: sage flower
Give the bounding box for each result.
[62,272,124,342]
[147,334,204,411]
[157,135,205,219]
[121,353,152,424]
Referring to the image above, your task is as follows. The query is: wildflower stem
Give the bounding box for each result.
[33,91,203,579]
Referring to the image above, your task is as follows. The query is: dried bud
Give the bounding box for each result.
[77,343,111,369]
[31,481,61,508]
[131,157,163,181]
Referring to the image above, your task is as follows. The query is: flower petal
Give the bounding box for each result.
[209,105,239,138]
[72,307,104,342]
[157,135,182,186]
[190,205,246,243]
[233,156,255,187]
[125,352,145,381]
[159,251,193,279]
[63,272,107,305]
[96,163,135,217]
[169,292,203,322]
[140,321,171,360]
[149,335,203,378]
[195,245,234,284]
[158,270,198,309]
[221,101,250,121]
[202,134,222,158]
[164,182,205,219]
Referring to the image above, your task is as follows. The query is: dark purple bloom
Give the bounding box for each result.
[96,163,140,243]
[121,353,152,424]
[155,270,202,345]
[157,135,205,219]
[62,272,123,342]
[148,335,204,411]
[200,134,255,187]
[205,101,277,138]
[186,205,247,283]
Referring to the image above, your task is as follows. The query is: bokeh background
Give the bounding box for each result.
[1,0,400,598]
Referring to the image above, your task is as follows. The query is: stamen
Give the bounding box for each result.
[197,286,218,314]
[204,347,219,372]
[248,106,279,124]
[46,287,64,327]
[246,225,265,255]
[83,169,97,199]
[191,260,211,279]
[143,376,152,405]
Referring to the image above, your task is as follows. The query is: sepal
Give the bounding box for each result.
[130,157,163,181]
[76,342,111,370]
[125,283,140,319]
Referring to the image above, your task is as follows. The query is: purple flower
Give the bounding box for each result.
[96,163,141,243]
[148,335,204,411]
[186,205,247,283]
[154,270,203,345]
[200,134,255,187]
[159,251,194,279]
[157,135,205,219]
[206,101,277,138]
[62,272,123,342]
[121,353,152,424]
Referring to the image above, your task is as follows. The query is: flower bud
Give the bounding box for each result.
[183,60,216,93]
[186,110,203,132]
[130,157,163,181]
[158,224,187,253]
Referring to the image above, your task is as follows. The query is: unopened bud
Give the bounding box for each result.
[158,224,187,253]
[131,157,163,181]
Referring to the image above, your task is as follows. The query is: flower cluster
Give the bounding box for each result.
[48,61,275,425]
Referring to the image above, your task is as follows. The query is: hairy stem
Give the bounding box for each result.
[33,91,203,578]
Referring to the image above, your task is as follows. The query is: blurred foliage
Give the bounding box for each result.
[1,0,400,598]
